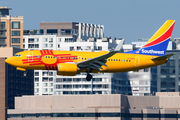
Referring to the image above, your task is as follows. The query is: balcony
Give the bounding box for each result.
[0,41,6,45]
[0,34,6,38]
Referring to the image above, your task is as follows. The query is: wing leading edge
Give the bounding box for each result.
[77,40,124,71]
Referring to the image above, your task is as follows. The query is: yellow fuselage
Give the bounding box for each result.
[5,50,167,73]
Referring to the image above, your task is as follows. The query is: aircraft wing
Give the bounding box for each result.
[77,40,124,71]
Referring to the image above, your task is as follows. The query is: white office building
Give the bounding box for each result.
[23,22,158,96]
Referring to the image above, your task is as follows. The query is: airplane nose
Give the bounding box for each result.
[5,57,12,65]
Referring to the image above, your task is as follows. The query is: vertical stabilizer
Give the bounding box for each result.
[126,20,175,56]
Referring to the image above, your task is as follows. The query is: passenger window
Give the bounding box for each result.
[129,60,131,62]
[126,60,128,62]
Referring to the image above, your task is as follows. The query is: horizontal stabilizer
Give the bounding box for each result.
[151,53,174,61]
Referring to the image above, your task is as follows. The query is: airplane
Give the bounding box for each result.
[5,20,175,81]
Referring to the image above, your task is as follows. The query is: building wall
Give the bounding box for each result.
[0,58,7,120]
[7,94,180,120]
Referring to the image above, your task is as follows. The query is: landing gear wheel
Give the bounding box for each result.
[86,73,92,81]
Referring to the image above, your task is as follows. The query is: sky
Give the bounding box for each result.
[1,0,180,44]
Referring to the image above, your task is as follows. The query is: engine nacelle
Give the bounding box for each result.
[57,63,77,76]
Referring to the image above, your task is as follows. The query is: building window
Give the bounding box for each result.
[49,88,53,92]
[43,44,48,48]
[169,61,175,66]
[77,46,81,50]
[0,22,6,29]
[49,78,53,81]
[43,38,48,42]
[34,72,39,76]
[40,29,44,34]
[12,31,20,36]
[49,44,53,48]
[43,88,48,92]
[12,45,20,48]
[35,83,39,87]
[12,38,20,43]
[28,44,34,48]
[61,29,73,35]
[28,38,34,43]
[58,44,60,48]
[47,29,58,34]
[35,77,39,82]
[70,46,74,51]
[0,38,6,44]
[35,88,39,93]
[12,22,20,29]
[0,31,6,37]
[56,85,63,89]
[49,72,53,76]
[49,38,53,43]
[98,46,102,50]
[49,83,53,87]
[56,78,63,82]
[58,38,61,42]
[34,38,39,42]
[35,44,39,48]
[65,38,74,42]
[35,72,39,76]
[42,77,48,82]
[43,83,48,87]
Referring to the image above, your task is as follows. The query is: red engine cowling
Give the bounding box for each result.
[57,63,77,76]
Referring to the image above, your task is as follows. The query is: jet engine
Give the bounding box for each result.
[57,63,78,76]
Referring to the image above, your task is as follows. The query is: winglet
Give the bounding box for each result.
[114,39,124,52]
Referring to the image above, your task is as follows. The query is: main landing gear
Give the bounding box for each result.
[86,73,92,81]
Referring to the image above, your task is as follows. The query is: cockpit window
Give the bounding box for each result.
[15,54,21,57]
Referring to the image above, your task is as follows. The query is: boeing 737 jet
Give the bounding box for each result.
[5,20,175,81]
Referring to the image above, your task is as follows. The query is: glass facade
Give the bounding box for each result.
[6,64,34,109]
[8,112,180,119]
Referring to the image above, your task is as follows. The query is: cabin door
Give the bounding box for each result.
[135,56,140,66]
